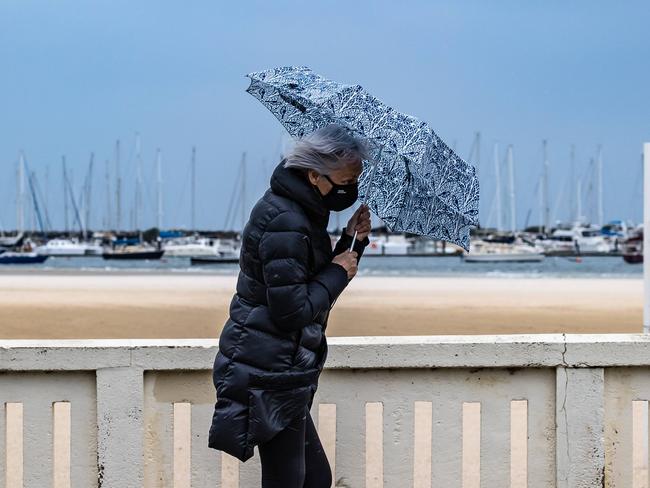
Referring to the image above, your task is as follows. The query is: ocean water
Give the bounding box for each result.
[0,254,640,278]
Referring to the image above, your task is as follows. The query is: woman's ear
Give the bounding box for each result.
[307,169,320,186]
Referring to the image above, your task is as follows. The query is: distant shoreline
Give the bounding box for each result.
[0,254,640,279]
[0,267,641,279]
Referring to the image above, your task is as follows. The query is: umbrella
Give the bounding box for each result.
[245,66,480,251]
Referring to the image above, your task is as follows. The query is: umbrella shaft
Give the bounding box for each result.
[349,230,359,251]
[348,145,383,252]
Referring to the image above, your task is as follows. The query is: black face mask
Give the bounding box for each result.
[315,174,359,211]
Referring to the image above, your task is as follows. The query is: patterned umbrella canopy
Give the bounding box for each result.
[245,66,480,251]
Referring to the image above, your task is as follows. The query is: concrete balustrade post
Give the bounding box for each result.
[555,367,605,488]
[96,366,144,488]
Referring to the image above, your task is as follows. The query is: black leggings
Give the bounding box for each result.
[258,405,332,487]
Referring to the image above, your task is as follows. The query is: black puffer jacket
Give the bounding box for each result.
[208,159,369,462]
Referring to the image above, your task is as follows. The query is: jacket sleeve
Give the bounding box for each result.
[259,211,350,333]
[332,229,370,262]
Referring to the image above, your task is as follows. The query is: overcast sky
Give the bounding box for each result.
[1,0,649,232]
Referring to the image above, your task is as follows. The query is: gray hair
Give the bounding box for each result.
[283,124,369,174]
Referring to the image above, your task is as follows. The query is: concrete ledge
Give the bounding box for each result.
[1,334,650,370]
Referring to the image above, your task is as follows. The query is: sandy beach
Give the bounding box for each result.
[0,271,641,339]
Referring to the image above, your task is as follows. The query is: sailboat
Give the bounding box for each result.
[102,236,164,260]
[2,153,50,264]
[466,145,544,263]
[102,235,164,260]
[164,236,239,258]
[37,153,102,256]
[535,221,612,255]
[190,234,241,264]
[462,238,545,263]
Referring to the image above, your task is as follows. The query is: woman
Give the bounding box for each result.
[208,124,371,487]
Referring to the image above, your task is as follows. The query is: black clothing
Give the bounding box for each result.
[258,405,332,488]
[208,160,369,462]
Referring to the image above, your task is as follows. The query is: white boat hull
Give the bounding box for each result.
[163,246,219,257]
[36,239,104,256]
[162,237,239,258]
[37,248,87,256]
[463,253,545,263]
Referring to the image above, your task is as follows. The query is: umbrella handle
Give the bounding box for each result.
[348,144,383,252]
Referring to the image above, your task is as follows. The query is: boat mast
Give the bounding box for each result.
[84,153,94,238]
[69,167,74,230]
[156,148,163,229]
[507,145,516,233]
[576,178,582,222]
[587,157,595,222]
[62,159,84,235]
[240,152,247,231]
[30,178,35,233]
[493,142,502,231]
[134,133,143,231]
[104,159,112,231]
[569,145,576,222]
[542,140,550,233]
[45,164,50,217]
[468,132,481,223]
[597,144,604,226]
[191,146,196,230]
[62,156,69,233]
[16,152,25,234]
[115,140,122,232]
[32,171,52,232]
[223,160,243,230]
[25,167,46,235]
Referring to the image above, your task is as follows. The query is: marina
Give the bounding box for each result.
[0,218,636,267]
[2,129,640,269]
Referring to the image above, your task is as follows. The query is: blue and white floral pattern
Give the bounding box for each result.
[246,66,479,251]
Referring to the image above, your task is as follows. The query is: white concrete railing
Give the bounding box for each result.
[2,335,650,487]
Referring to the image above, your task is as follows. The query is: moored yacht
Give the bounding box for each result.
[535,222,612,254]
[163,236,239,258]
[36,238,103,256]
[102,246,164,260]
[463,238,545,263]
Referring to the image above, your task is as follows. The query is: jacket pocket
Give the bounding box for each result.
[246,368,319,448]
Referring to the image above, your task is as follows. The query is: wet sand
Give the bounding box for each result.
[0,272,642,339]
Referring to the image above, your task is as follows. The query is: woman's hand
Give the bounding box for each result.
[345,204,372,241]
[332,250,358,280]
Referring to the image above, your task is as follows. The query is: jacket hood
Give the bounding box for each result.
[270,159,330,223]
